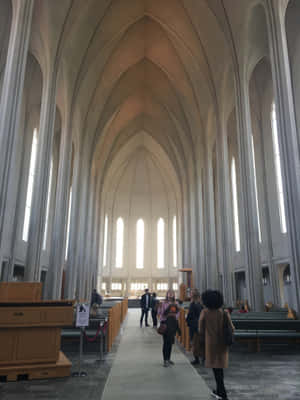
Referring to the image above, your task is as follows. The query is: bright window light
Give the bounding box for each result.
[43,159,53,250]
[173,216,177,267]
[231,158,241,252]
[136,219,144,269]
[65,188,72,260]
[116,217,124,268]
[22,128,38,241]
[271,102,287,234]
[157,218,164,269]
[103,215,108,267]
[251,135,262,242]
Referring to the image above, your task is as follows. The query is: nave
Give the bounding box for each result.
[101,309,210,400]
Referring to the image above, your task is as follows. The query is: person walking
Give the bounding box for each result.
[151,292,159,327]
[140,288,151,327]
[186,288,203,365]
[157,290,180,367]
[199,290,235,400]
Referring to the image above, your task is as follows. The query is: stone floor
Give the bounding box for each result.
[1,309,300,400]
[185,344,300,400]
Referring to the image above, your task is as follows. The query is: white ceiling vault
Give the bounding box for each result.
[28,0,244,195]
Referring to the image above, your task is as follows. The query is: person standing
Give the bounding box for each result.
[91,288,103,307]
[186,289,203,365]
[151,292,159,327]
[157,290,180,367]
[199,290,235,400]
[140,288,151,327]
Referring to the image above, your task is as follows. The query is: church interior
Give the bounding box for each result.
[1,0,300,399]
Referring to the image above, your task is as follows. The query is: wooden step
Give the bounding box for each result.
[0,351,71,382]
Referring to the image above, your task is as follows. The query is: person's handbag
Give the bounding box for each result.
[223,311,234,346]
[157,322,167,335]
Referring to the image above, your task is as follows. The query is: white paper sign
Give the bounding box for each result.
[76,303,90,327]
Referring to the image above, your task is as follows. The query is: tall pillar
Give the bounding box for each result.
[235,79,264,311]
[266,0,300,309]
[216,123,234,305]
[65,153,81,299]
[0,0,35,270]
[44,117,73,299]
[25,67,57,281]
[203,150,217,290]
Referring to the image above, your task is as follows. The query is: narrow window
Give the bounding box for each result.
[172,282,178,291]
[157,218,164,269]
[22,128,38,241]
[231,158,241,252]
[136,219,144,269]
[103,215,108,267]
[271,102,287,233]
[251,135,262,242]
[173,216,177,267]
[116,217,124,268]
[101,282,106,291]
[65,188,72,260]
[43,159,53,250]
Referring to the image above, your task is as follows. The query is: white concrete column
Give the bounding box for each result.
[203,150,218,291]
[65,152,81,299]
[235,79,264,311]
[0,0,34,265]
[25,67,58,281]
[216,123,234,305]
[44,117,73,299]
[266,0,300,310]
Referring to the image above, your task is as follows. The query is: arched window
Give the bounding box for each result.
[157,218,164,269]
[271,102,287,233]
[173,216,177,267]
[22,128,38,241]
[116,217,124,268]
[251,135,262,242]
[231,158,241,252]
[65,187,72,260]
[103,215,108,267]
[43,158,53,250]
[136,219,144,269]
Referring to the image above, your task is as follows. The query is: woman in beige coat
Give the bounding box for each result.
[198,290,235,400]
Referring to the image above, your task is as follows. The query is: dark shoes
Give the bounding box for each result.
[211,390,228,400]
[190,358,200,365]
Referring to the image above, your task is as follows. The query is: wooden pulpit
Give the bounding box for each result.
[0,282,74,381]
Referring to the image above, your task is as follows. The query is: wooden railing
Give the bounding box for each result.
[107,298,128,352]
[177,308,190,352]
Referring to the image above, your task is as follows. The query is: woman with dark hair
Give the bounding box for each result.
[186,288,203,365]
[199,290,234,400]
[157,290,180,367]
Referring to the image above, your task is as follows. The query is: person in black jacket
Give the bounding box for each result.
[91,288,103,306]
[186,289,203,365]
[151,292,159,327]
[140,288,151,327]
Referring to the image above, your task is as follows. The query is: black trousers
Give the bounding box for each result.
[189,325,197,342]
[162,334,173,361]
[212,368,227,398]
[140,308,149,325]
[151,310,158,327]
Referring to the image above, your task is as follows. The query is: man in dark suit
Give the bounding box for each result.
[140,288,151,327]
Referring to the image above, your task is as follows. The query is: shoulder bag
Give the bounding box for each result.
[223,311,234,346]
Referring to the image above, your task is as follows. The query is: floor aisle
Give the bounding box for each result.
[101,309,211,400]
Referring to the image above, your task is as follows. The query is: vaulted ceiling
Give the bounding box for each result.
[27,0,266,197]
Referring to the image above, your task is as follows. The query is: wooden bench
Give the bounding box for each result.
[232,314,300,352]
